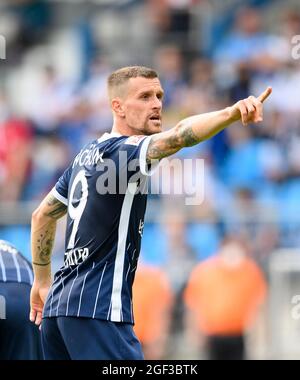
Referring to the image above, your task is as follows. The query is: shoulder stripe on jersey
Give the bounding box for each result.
[12,252,21,282]
[52,187,68,206]
[0,252,6,282]
[139,136,160,176]
[110,182,137,322]
[92,261,108,319]
[77,262,95,317]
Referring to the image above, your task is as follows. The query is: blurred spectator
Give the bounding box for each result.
[28,65,76,135]
[23,135,70,200]
[161,211,197,357]
[0,93,32,202]
[184,236,267,360]
[214,6,286,88]
[177,58,218,116]
[154,45,187,108]
[3,0,51,64]
[146,0,192,49]
[81,58,113,135]
[133,264,173,359]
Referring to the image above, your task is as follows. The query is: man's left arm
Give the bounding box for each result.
[30,192,67,326]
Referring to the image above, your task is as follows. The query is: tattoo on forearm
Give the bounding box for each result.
[147,123,199,161]
[180,125,198,147]
[36,224,56,264]
[147,141,165,160]
[46,195,67,219]
[32,261,51,266]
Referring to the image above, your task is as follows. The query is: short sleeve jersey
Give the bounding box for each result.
[43,133,157,323]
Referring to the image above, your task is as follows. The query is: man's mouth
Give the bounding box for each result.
[149,115,161,121]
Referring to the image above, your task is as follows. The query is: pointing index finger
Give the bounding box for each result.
[257,86,272,103]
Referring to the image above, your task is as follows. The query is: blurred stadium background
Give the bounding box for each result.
[1,0,300,359]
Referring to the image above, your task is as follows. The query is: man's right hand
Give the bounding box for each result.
[228,86,272,126]
[30,281,51,327]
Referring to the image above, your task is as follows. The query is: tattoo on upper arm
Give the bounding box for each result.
[46,195,67,219]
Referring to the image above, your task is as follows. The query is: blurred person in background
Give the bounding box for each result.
[133,263,173,359]
[80,57,113,137]
[184,236,267,360]
[214,6,286,89]
[154,45,187,109]
[0,92,33,202]
[161,211,197,357]
[0,0,51,65]
[0,239,42,360]
[146,0,192,50]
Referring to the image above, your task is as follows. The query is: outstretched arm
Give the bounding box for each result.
[147,87,272,160]
[30,192,67,326]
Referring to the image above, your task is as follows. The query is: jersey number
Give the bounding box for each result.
[67,170,88,250]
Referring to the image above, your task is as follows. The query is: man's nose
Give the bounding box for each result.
[152,97,162,109]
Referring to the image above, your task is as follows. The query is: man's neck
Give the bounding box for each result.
[111,121,142,137]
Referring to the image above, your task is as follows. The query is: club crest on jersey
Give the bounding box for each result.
[124,135,145,146]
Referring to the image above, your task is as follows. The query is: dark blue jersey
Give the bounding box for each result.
[0,240,33,285]
[43,133,156,323]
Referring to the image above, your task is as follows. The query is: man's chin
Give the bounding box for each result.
[145,122,162,135]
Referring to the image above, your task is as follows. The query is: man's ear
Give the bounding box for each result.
[111,98,125,118]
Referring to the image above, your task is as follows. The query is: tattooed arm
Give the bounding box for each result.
[147,87,272,161]
[30,191,67,326]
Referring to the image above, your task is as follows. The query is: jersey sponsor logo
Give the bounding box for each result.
[64,247,89,268]
[124,135,145,146]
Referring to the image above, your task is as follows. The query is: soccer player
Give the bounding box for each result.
[29,66,271,360]
[0,240,42,360]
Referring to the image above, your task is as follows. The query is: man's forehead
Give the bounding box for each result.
[127,77,163,93]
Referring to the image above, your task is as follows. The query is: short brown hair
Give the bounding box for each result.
[107,66,158,100]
